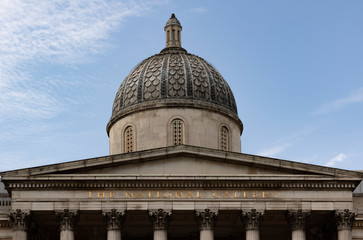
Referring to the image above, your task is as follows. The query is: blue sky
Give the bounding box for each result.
[0,0,362,171]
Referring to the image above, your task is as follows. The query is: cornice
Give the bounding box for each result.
[1,146,362,179]
[5,178,359,191]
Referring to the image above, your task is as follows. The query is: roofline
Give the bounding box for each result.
[1,145,362,179]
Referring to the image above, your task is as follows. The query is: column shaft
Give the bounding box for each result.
[154,229,167,240]
[292,229,305,240]
[246,229,259,240]
[60,230,74,240]
[338,229,352,240]
[200,229,214,240]
[12,230,27,240]
[107,229,121,240]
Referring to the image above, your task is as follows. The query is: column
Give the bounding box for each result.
[149,209,172,240]
[241,209,264,240]
[9,209,30,240]
[335,209,356,240]
[55,209,79,240]
[286,209,310,240]
[195,209,218,240]
[102,209,126,240]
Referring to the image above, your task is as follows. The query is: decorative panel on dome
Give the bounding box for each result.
[143,55,163,101]
[207,63,228,107]
[186,55,210,100]
[123,62,145,107]
[168,53,186,98]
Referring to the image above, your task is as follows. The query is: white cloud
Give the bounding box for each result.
[257,142,293,157]
[257,125,319,158]
[313,87,363,115]
[191,7,208,13]
[325,153,347,167]
[0,0,160,122]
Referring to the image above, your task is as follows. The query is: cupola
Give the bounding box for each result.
[107,14,243,155]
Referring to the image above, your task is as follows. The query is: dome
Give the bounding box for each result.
[107,14,241,134]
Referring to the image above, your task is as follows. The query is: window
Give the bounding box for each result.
[220,126,229,151]
[171,119,184,146]
[124,126,134,153]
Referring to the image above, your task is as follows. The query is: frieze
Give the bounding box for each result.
[6,181,357,190]
[9,188,355,202]
[353,221,363,228]
[87,190,279,200]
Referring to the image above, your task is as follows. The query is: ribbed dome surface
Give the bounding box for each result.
[110,48,238,121]
[107,14,241,133]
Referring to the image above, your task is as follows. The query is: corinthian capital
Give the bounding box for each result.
[241,209,264,230]
[195,209,219,230]
[9,209,30,231]
[286,209,311,230]
[335,209,356,231]
[149,209,172,230]
[55,209,79,231]
[102,209,126,230]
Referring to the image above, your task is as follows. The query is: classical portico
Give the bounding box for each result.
[2,145,363,240]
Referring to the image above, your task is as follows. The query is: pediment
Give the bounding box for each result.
[2,145,362,180]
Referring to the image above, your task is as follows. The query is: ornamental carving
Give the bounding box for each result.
[123,62,145,107]
[241,209,264,230]
[9,209,30,231]
[143,56,163,101]
[149,209,172,230]
[102,209,126,230]
[110,50,239,125]
[286,209,310,230]
[195,209,218,230]
[55,209,79,231]
[168,53,185,98]
[187,55,210,100]
[335,209,356,231]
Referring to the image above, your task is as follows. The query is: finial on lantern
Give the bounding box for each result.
[164,13,182,48]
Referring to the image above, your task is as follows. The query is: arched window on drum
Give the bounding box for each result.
[124,126,134,153]
[220,126,229,151]
[171,119,184,146]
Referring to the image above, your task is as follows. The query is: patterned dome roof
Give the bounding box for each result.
[107,15,241,133]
